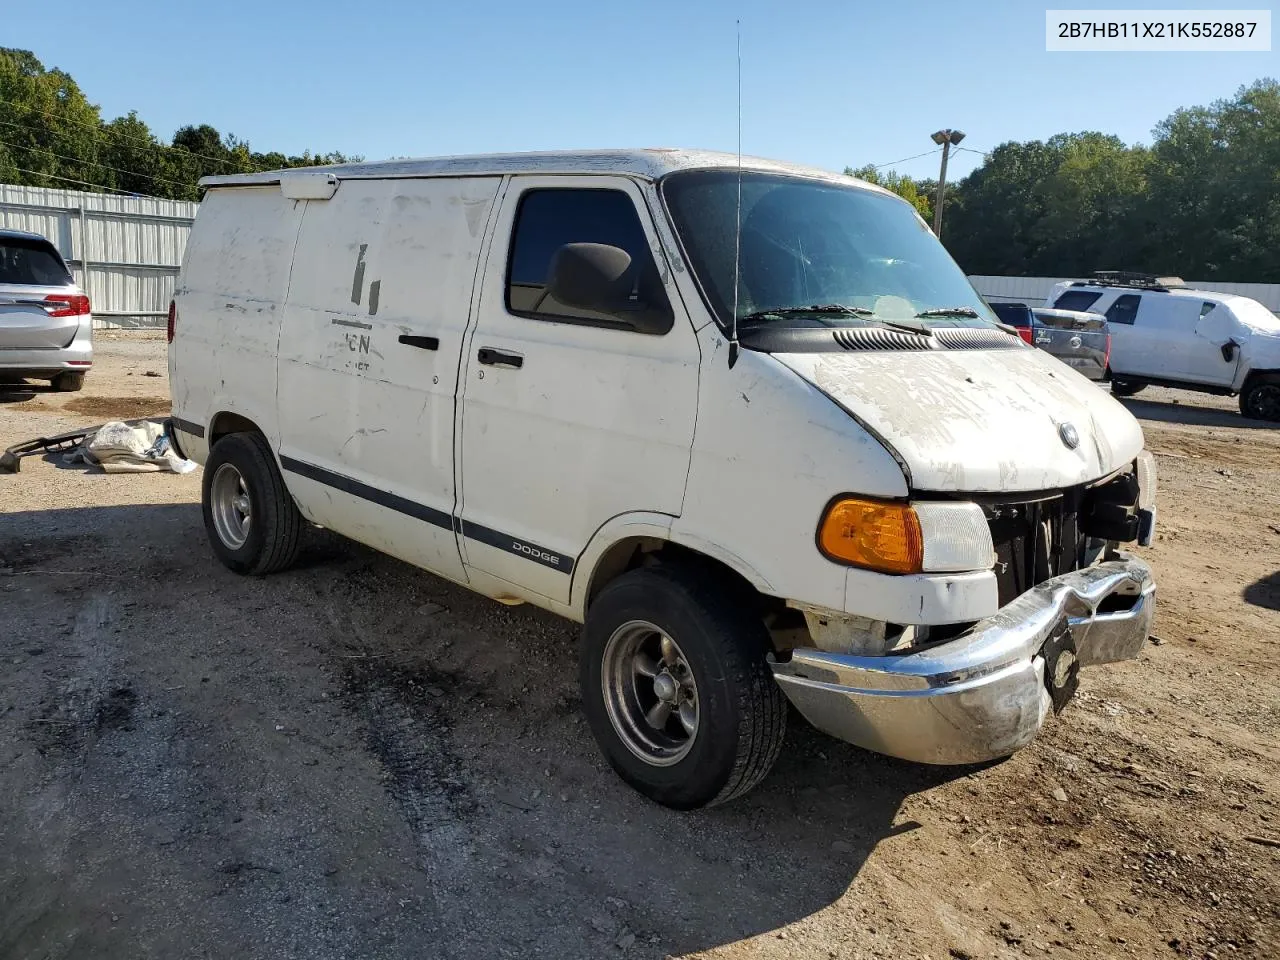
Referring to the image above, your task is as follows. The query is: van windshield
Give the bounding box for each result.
[661,171,998,331]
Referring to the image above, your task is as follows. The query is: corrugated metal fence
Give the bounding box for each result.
[971,275,1280,312]
[0,183,197,328]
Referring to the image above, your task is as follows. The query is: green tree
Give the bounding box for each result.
[0,47,103,190]
[0,48,357,199]
[845,164,933,222]
[1144,79,1280,280]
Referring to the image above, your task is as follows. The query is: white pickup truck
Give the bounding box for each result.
[167,150,1157,808]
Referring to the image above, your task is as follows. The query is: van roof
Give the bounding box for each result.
[198,148,876,191]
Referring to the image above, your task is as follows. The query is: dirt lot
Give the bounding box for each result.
[2,332,1277,960]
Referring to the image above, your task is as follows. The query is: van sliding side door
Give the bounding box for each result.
[276,176,503,584]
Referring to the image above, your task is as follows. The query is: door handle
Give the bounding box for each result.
[477,347,523,369]
[398,334,439,351]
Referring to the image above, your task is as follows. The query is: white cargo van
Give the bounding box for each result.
[168,150,1157,808]
[1050,273,1280,420]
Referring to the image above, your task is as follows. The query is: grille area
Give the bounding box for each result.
[983,490,1088,607]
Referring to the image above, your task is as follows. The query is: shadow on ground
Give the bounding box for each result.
[1119,396,1280,430]
[1243,572,1280,611]
[0,383,41,403]
[0,503,972,960]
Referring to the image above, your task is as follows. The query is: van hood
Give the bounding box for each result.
[775,347,1145,493]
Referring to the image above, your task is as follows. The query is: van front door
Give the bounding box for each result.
[277,176,503,584]
[457,177,699,604]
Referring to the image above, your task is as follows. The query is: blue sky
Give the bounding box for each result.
[5,0,1276,180]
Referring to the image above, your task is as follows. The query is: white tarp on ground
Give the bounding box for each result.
[65,420,196,474]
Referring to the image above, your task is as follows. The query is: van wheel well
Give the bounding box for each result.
[209,412,262,445]
[584,538,796,648]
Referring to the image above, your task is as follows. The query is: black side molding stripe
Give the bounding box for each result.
[277,455,573,575]
[459,520,574,575]
[279,456,453,531]
[171,416,205,439]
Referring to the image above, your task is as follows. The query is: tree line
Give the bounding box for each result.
[0,48,357,201]
[854,79,1280,284]
[3,48,1277,282]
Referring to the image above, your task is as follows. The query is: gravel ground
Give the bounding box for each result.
[1,333,1277,960]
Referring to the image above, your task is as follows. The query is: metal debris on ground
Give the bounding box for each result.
[0,425,99,474]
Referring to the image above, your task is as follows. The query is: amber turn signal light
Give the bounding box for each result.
[818,497,924,574]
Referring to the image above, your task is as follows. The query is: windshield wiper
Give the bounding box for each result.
[915,306,980,319]
[741,304,933,337]
[742,304,875,323]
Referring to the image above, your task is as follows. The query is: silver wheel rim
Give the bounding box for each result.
[601,620,699,767]
[210,463,252,550]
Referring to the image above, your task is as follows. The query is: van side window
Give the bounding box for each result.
[1200,301,1217,319]
[1052,290,1102,312]
[1105,294,1141,326]
[506,189,673,333]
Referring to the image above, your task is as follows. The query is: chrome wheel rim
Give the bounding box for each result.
[210,463,252,550]
[602,620,699,766]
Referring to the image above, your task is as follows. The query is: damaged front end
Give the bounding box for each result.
[770,554,1155,764]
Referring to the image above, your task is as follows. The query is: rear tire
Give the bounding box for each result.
[1110,379,1145,397]
[1240,374,1280,421]
[51,372,84,392]
[580,564,786,809]
[202,432,302,575]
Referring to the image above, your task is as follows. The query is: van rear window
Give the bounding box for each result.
[0,237,72,286]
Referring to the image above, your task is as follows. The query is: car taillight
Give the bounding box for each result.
[1016,326,1034,345]
[44,294,91,318]
[1104,333,1112,369]
[167,300,176,343]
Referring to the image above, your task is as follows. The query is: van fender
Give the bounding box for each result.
[569,512,676,619]
[206,392,280,451]
[568,512,779,621]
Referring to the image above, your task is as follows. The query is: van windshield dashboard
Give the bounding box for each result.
[660,170,999,337]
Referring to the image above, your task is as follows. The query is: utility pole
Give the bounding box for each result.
[930,129,965,237]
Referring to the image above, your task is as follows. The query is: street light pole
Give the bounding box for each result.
[930,128,965,237]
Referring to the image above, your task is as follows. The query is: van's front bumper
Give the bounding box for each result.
[769,555,1155,764]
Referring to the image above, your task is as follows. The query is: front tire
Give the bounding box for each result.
[202,432,302,575]
[580,565,786,809]
[1110,379,1145,397]
[1240,374,1280,421]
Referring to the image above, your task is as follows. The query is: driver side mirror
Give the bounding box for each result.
[546,243,672,335]
[1221,338,1241,362]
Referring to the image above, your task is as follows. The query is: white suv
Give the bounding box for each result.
[1050,273,1280,420]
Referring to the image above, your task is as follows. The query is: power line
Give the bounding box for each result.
[871,147,942,170]
[0,135,195,190]
[6,165,156,197]
[0,95,237,171]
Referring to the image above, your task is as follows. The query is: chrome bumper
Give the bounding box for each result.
[770,555,1155,764]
